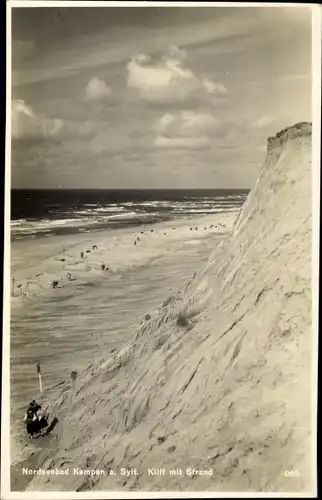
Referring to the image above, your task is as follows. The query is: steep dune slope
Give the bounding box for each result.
[26,122,314,494]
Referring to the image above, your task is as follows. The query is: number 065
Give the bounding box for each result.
[285,470,300,477]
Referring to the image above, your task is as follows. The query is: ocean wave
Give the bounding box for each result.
[135,200,244,210]
[74,210,96,215]
[106,211,139,220]
[93,206,126,213]
[74,206,125,215]
[174,204,239,212]
[11,211,143,237]
[138,201,172,207]
[11,219,27,227]
[11,217,95,235]
[11,196,245,240]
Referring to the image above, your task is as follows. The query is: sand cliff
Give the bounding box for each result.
[25,122,314,494]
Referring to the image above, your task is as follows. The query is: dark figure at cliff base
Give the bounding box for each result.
[24,401,49,438]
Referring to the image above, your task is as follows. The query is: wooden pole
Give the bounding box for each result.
[12,278,15,297]
[37,363,43,393]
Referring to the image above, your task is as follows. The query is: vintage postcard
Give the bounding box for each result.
[2,1,320,498]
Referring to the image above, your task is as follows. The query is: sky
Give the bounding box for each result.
[10,4,312,189]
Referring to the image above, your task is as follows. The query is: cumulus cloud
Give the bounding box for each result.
[253,115,273,129]
[153,111,220,150]
[12,100,63,139]
[11,99,92,140]
[85,77,111,101]
[126,45,228,105]
[203,79,229,96]
[154,111,219,137]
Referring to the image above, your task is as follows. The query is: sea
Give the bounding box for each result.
[11,189,249,241]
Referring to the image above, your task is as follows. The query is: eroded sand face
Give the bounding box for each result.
[11,124,315,495]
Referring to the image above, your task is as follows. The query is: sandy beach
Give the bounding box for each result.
[8,123,315,495]
[10,212,236,476]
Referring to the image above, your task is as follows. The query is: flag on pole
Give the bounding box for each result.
[37,363,42,392]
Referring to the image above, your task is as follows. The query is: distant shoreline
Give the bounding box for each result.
[10,190,246,241]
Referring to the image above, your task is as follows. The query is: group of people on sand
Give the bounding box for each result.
[23,400,49,438]
[20,223,228,291]
[52,244,108,288]
[132,223,226,246]
[79,244,98,260]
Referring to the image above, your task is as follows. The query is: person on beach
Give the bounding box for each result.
[24,401,48,438]
[24,401,39,438]
[24,400,37,417]
[35,404,49,432]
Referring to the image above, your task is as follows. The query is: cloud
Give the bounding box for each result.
[154,136,210,150]
[154,111,219,137]
[85,77,111,101]
[153,111,277,151]
[12,100,63,139]
[153,111,221,150]
[126,45,228,106]
[11,99,92,140]
[253,115,274,129]
[202,79,229,96]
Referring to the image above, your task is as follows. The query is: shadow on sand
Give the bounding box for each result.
[36,417,59,438]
